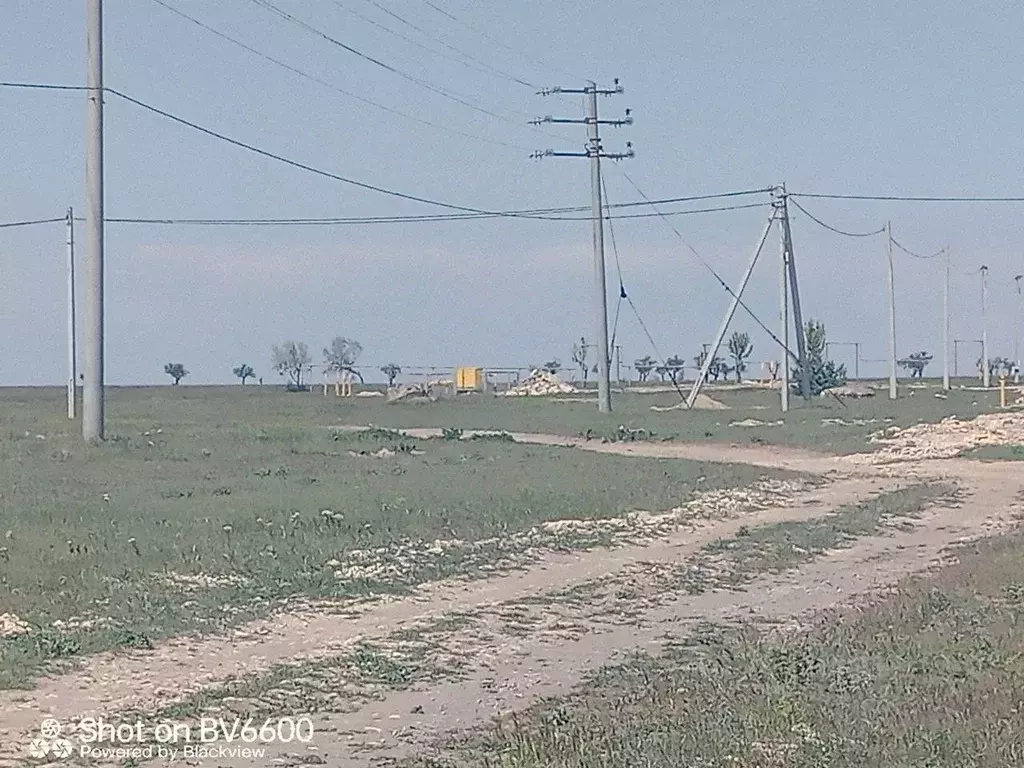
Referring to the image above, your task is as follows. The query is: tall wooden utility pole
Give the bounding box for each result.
[532,80,633,413]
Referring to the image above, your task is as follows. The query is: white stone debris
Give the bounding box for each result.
[0,613,31,638]
[850,412,1024,463]
[499,370,579,397]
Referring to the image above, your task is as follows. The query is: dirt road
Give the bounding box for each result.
[0,433,1019,768]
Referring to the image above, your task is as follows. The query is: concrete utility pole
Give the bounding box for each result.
[942,246,951,390]
[66,207,77,420]
[532,80,633,413]
[779,209,790,412]
[1014,274,1022,372]
[84,0,105,441]
[776,186,810,402]
[886,222,897,400]
[981,265,989,388]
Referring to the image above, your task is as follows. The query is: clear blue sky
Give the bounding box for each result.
[2,0,1022,385]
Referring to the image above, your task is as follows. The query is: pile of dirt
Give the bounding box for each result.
[0,613,30,638]
[500,370,578,397]
[650,393,730,411]
[855,412,1024,463]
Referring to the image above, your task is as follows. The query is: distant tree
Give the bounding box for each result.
[271,341,311,388]
[982,357,1014,378]
[571,337,589,383]
[708,357,730,382]
[323,337,364,382]
[164,363,188,385]
[655,355,686,385]
[694,347,710,382]
[727,332,754,382]
[634,355,656,382]
[541,359,562,375]
[792,319,846,395]
[232,364,255,385]
[380,363,402,387]
[897,351,932,380]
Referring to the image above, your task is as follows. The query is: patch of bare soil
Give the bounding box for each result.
[650,392,729,410]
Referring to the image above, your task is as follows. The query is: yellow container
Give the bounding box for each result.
[456,367,484,390]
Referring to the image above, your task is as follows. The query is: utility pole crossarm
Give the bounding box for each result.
[530,116,633,127]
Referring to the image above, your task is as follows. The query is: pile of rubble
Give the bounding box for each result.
[822,383,876,398]
[0,613,30,638]
[855,412,1024,463]
[499,370,578,397]
[386,380,453,403]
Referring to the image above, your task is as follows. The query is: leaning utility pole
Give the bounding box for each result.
[532,80,633,413]
[942,246,951,390]
[685,215,776,410]
[981,265,989,388]
[84,0,105,441]
[886,222,897,400]
[66,207,77,420]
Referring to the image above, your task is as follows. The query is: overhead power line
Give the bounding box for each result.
[0,217,65,229]
[333,0,534,89]
[107,87,518,215]
[248,0,555,137]
[85,201,770,226]
[788,197,885,237]
[0,81,86,91]
[616,170,793,356]
[362,0,534,88]
[792,191,1024,203]
[889,236,945,260]
[109,90,776,221]
[148,0,528,151]
[418,0,581,81]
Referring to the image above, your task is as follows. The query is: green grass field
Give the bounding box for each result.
[0,386,798,688]
[0,382,1010,688]
[8,379,1004,451]
[425,530,1024,768]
